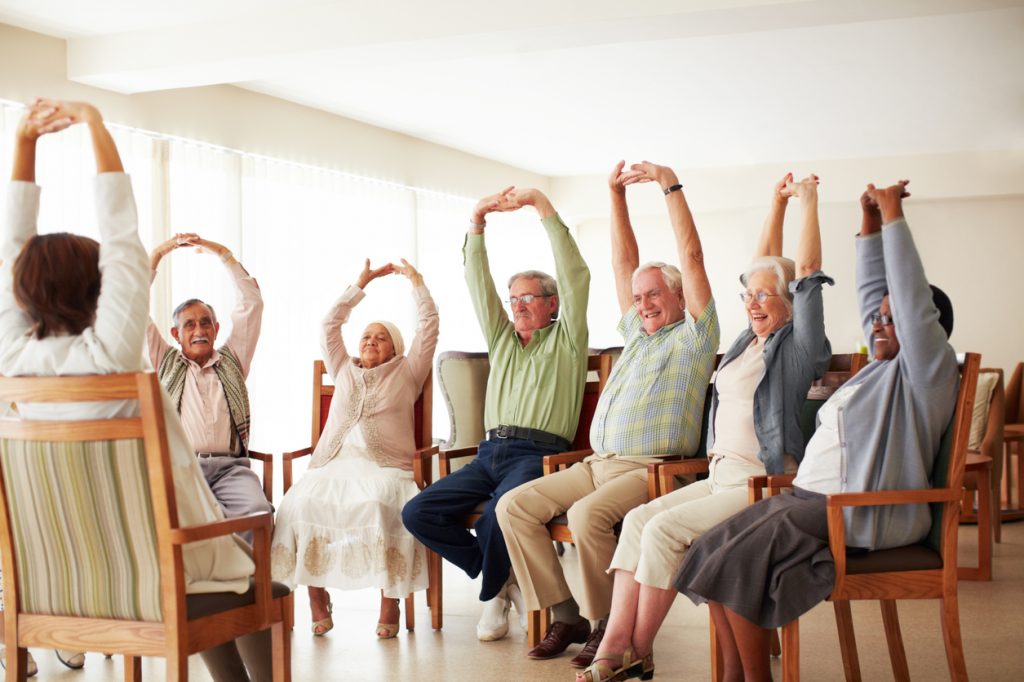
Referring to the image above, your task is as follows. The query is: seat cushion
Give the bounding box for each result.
[845,544,942,575]
[187,580,292,620]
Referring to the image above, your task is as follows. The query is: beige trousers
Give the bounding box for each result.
[608,455,767,589]
[496,455,659,621]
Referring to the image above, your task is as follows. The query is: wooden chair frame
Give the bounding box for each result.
[280,360,441,630]
[731,353,980,682]
[0,372,290,682]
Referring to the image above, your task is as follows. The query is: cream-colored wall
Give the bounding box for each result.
[553,156,1024,378]
[0,23,547,197]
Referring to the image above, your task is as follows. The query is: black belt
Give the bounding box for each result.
[196,452,244,459]
[486,425,571,451]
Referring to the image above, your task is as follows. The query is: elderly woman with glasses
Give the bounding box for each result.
[674,181,958,682]
[577,174,832,682]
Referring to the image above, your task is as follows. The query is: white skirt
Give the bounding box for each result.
[271,428,427,598]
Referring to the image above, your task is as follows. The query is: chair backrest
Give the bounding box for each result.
[436,351,490,450]
[571,352,615,450]
[1004,361,1023,425]
[925,352,980,553]
[0,373,176,625]
[311,359,432,450]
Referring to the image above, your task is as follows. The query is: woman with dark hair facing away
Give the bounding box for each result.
[674,181,958,682]
[0,99,268,681]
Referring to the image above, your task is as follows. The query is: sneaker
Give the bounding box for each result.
[506,583,528,630]
[56,648,86,669]
[477,590,511,641]
[0,646,39,677]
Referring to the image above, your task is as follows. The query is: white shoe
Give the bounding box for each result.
[56,648,86,669]
[506,583,528,630]
[0,646,39,677]
[476,590,511,641]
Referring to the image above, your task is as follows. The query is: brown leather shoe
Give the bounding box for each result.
[569,627,605,668]
[527,620,591,660]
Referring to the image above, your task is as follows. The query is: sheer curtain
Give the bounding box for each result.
[0,99,567,495]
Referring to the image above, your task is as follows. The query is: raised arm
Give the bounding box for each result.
[622,161,712,319]
[790,174,822,277]
[754,173,792,258]
[322,259,396,379]
[608,161,640,315]
[396,259,440,384]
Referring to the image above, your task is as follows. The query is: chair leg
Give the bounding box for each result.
[166,650,188,682]
[7,646,27,681]
[123,655,142,682]
[527,609,542,648]
[272,619,292,682]
[769,628,781,657]
[405,594,415,631]
[832,601,861,681]
[879,600,910,682]
[781,619,799,682]
[428,550,443,630]
[976,465,992,579]
[939,593,969,682]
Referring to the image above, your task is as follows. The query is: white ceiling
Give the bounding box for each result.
[1,0,1022,176]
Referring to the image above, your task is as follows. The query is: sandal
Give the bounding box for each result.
[376,598,400,639]
[626,651,655,681]
[312,601,334,636]
[575,648,639,682]
[0,647,38,677]
[55,649,86,669]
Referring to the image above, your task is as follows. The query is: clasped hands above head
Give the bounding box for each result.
[356,257,423,289]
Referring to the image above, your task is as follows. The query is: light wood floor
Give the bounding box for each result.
[18,519,1024,681]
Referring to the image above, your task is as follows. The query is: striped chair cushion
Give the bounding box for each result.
[0,438,162,622]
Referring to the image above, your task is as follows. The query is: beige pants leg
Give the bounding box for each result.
[497,461,601,611]
[566,458,651,620]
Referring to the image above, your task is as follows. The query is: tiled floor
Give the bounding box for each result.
[19,519,1024,681]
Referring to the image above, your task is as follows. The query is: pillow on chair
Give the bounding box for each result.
[968,371,999,452]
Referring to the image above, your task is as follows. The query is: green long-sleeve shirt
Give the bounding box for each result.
[463,214,591,442]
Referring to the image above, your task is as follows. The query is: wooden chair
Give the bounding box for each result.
[247,449,275,502]
[958,367,1004,581]
[744,352,980,682]
[436,351,614,639]
[1001,362,1024,520]
[281,360,441,630]
[0,372,291,681]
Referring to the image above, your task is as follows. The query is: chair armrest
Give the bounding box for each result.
[543,449,593,476]
[281,446,313,495]
[169,511,273,545]
[247,449,274,503]
[439,446,478,478]
[747,473,797,503]
[414,445,440,490]
[647,457,706,499]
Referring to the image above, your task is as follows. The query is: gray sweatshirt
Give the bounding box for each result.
[836,218,958,550]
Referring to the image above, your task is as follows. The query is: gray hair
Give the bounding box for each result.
[631,262,683,297]
[172,298,217,327]
[507,270,559,319]
[740,256,795,316]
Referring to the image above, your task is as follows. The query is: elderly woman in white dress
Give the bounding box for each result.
[272,258,439,639]
[0,100,261,681]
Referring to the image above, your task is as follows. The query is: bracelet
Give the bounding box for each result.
[220,251,234,263]
[663,184,683,196]
[469,220,485,230]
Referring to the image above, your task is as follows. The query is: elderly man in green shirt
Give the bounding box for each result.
[403,186,590,642]
[496,161,720,668]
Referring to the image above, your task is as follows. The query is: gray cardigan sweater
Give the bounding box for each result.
[708,271,833,475]
[835,218,958,550]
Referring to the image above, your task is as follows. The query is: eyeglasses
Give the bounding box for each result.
[870,312,894,326]
[739,291,779,304]
[508,294,550,306]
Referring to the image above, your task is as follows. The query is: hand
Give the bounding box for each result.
[356,259,397,289]
[608,160,631,195]
[625,161,679,191]
[23,98,101,136]
[773,172,795,201]
[865,180,910,223]
[150,232,201,266]
[786,174,819,200]
[188,236,231,258]
[471,186,515,224]
[396,258,425,287]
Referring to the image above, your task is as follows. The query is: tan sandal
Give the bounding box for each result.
[312,602,333,636]
[575,648,639,682]
[376,598,400,639]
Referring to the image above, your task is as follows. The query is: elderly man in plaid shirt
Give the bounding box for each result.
[496,161,719,667]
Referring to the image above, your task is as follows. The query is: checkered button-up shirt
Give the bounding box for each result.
[589,300,720,458]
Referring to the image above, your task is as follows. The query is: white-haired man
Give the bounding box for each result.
[497,162,720,667]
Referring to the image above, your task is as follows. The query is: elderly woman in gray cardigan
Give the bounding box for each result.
[675,180,958,682]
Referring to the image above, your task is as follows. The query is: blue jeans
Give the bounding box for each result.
[402,437,561,601]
